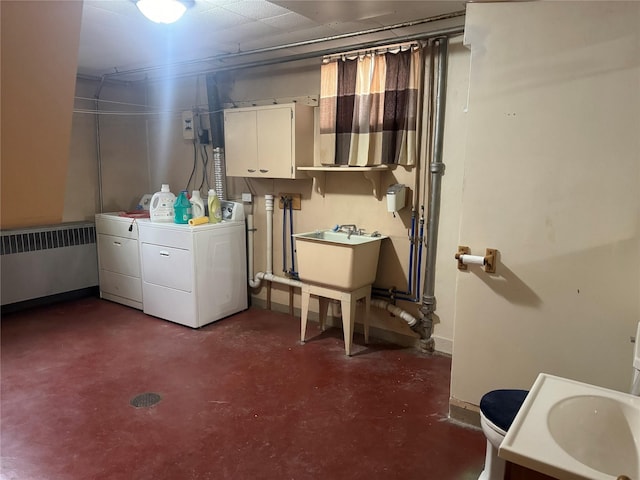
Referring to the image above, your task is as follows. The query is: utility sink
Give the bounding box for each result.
[500,373,640,480]
[293,230,387,290]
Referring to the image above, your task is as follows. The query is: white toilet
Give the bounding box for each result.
[479,321,640,480]
[477,389,528,480]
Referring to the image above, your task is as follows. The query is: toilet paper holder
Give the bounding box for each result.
[455,246,497,273]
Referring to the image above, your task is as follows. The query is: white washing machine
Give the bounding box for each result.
[137,201,247,328]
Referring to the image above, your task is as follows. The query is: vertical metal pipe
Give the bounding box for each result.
[420,37,449,324]
[94,76,106,213]
[205,73,224,148]
[289,199,296,276]
[407,210,416,294]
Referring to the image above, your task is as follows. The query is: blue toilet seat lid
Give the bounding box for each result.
[480,389,528,432]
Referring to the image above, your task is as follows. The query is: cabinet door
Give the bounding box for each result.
[224,109,258,176]
[257,107,292,178]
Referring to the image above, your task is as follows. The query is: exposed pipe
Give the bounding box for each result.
[415,212,425,302]
[407,209,416,294]
[248,214,259,288]
[96,14,465,82]
[205,74,224,148]
[371,299,419,329]
[265,195,273,275]
[282,197,288,274]
[288,200,297,278]
[248,195,304,290]
[94,76,107,213]
[418,37,450,345]
[247,196,418,329]
[372,206,424,303]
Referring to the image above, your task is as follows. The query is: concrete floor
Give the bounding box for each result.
[1,297,485,479]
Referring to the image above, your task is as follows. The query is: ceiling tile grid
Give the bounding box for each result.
[77,0,465,79]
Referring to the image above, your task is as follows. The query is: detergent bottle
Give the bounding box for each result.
[207,188,222,224]
[174,190,192,224]
[190,190,205,218]
[149,184,175,222]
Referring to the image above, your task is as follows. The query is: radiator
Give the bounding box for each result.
[1,222,99,306]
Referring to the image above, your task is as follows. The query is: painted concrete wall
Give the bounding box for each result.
[138,47,470,353]
[449,2,640,407]
[1,1,83,229]
[67,79,152,218]
[62,35,470,353]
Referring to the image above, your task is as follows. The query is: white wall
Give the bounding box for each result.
[145,76,210,195]
[433,38,470,354]
[1,0,82,229]
[66,79,151,218]
[214,52,470,353]
[450,2,640,407]
[138,47,470,353]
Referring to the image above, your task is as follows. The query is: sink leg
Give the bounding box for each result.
[341,298,356,356]
[364,292,370,344]
[301,287,311,343]
[318,297,329,331]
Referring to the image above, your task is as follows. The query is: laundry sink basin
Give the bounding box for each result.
[500,373,640,480]
[293,230,387,290]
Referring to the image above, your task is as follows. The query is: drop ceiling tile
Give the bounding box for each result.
[77,0,468,79]
[222,0,292,21]
[260,11,319,31]
[197,6,254,28]
[215,20,282,45]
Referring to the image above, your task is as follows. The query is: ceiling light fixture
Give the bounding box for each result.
[135,0,191,24]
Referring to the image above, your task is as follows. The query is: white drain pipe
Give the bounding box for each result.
[248,194,304,289]
[371,298,419,328]
[247,195,416,330]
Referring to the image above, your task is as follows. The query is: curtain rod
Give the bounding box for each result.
[323,41,422,63]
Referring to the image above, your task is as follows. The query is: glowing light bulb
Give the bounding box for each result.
[136,0,187,24]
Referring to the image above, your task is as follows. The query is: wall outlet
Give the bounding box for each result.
[182,110,194,140]
[242,193,252,203]
[278,193,301,210]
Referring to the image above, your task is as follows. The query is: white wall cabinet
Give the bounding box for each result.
[224,103,314,178]
[95,214,143,310]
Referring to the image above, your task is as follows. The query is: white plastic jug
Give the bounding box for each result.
[150,184,176,222]
[190,190,205,218]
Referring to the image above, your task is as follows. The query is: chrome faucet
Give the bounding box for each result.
[336,224,361,239]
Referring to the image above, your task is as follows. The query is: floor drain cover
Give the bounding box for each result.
[130,392,162,408]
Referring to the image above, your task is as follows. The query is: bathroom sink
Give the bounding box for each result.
[500,373,640,480]
[293,230,387,290]
[548,395,639,477]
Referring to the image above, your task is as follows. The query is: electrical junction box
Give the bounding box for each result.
[182,110,195,140]
[386,184,406,213]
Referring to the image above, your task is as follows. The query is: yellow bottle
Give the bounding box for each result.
[207,189,222,223]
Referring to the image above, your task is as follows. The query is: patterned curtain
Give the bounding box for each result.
[319,46,423,166]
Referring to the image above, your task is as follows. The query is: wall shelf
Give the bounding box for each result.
[297,165,389,199]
